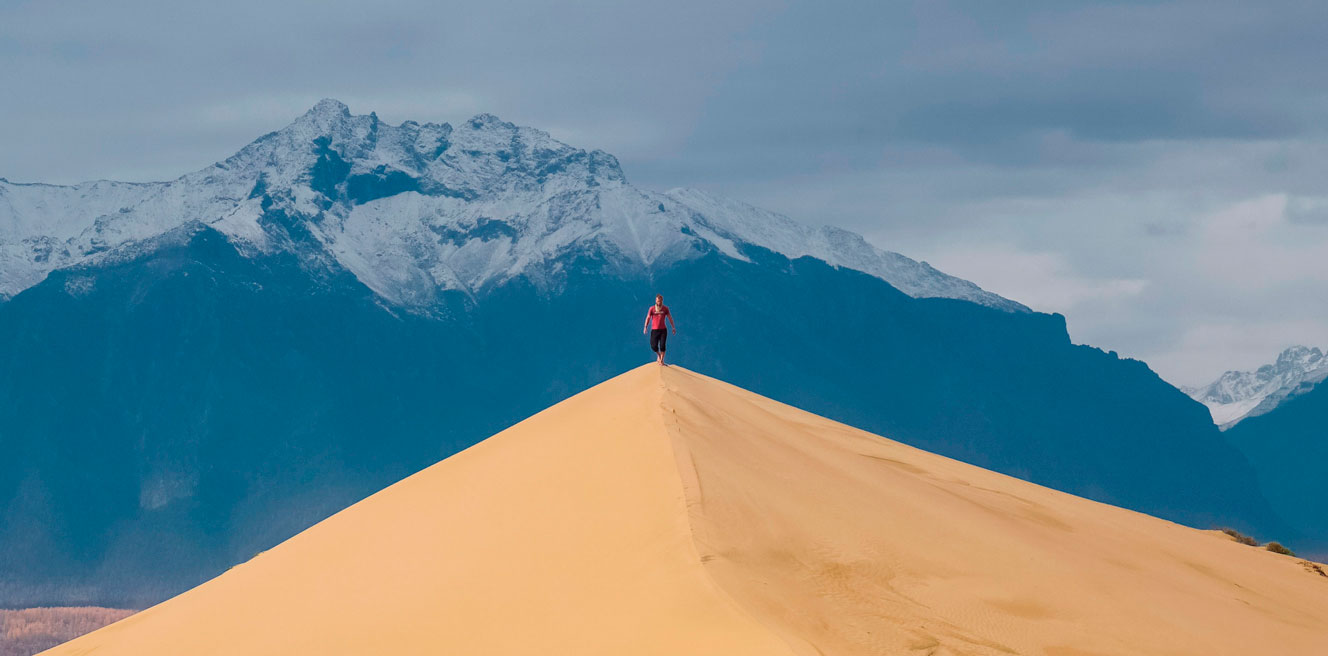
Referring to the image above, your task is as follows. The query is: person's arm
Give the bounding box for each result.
[668,309,677,333]
[643,308,651,334]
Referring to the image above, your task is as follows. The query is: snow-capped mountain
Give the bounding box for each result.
[0,98,1024,311]
[1184,346,1328,428]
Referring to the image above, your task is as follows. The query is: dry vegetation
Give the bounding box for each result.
[1218,528,1305,558]
[1220,528,1259,546]
[1,607,135,656]
[1299,560,1328,578]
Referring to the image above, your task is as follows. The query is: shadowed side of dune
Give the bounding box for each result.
[656,367,1328,655]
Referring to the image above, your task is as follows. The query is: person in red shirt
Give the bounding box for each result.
[642,294,677,366]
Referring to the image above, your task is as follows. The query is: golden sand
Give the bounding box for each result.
[44,365,1328,655]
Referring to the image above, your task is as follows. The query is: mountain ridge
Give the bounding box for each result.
[0,98,1024,311]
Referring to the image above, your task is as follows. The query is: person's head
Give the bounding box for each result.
[655,294,663,306]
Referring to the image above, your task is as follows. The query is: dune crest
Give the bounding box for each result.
[44,365,1328,655]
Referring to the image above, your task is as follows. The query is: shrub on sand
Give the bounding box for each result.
[1220,528,1258,546]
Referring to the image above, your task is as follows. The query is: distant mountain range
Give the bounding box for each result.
[1184,346,1328,429]
[0,99,1020,312]
[0,100,1296,606]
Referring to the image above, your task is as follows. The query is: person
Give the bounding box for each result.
[642,294,677,366]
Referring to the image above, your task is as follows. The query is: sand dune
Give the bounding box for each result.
[43,365,1328,655]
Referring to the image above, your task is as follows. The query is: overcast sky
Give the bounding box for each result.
[2,0,1325,386]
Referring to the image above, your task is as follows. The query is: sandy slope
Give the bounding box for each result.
[43,365,1328,655]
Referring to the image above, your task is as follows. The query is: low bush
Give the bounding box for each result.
[1220,528,1258,546]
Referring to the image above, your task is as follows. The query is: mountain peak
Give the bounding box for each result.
[1273,345,1324,369]
[290,98,352,133]
[465,112,510,130]
[306,97,351,117]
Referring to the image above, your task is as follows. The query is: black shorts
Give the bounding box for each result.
[650,328,668,353]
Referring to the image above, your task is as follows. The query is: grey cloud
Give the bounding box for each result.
[1286,196,1328,225]
[1144,221,1188,238]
